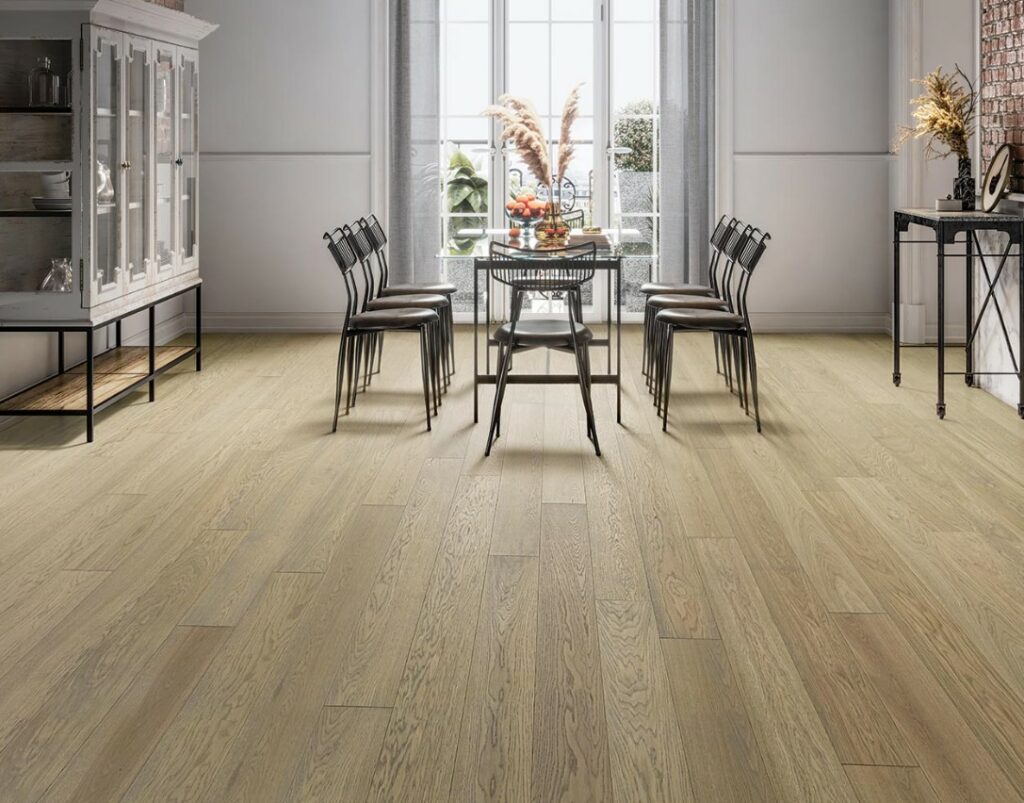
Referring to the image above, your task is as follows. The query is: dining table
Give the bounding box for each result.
[458,228,633,426]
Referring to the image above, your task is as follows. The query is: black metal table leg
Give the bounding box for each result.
[937,230,946,419]
[115,319,122,348]
[58,331,65,374]
[966,232,975,386]
[1019,225,1024,418]
[86,328,95,443]
[148,305,156,402]
[616,261,622,423]
[893,221,901,387]
[195,283,203,371]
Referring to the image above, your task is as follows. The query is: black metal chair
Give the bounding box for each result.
[323,228,441,432]
[485,241,600,456]
[562,209,585,229]
[361,215,457,377]
[341,222,451,396]
[653,228,771,432]
[642,216,740,383]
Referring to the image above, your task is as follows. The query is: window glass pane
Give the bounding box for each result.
[509,0,549,21]
[551,23,593,116]
[445,0,487,21]
[445,22,489,115]
[508,22,550,114]
[552,0,592,21]
[613,23,655,108]
[444,116,489,143]
[614,0,654,21]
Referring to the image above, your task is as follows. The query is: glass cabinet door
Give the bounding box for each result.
[154,46,176,277]
[91,30,123,300]
[125,38,151,288]
[179,49,198,269]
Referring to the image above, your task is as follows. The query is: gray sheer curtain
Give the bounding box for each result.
[659,0,715,284]
[389,0,441,283]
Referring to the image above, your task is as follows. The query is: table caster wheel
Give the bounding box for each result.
[892,373,901,387]
[936,403,946,420]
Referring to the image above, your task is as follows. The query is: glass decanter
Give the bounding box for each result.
[29,57,62,107]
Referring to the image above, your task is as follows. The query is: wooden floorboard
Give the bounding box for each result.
[0,328,1021,801]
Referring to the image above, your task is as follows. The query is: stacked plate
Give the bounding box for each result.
[32,196,72,212]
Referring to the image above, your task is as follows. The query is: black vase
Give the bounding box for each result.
[954,156,975,211]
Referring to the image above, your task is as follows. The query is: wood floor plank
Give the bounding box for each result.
[450,556,538,803]
[121,571,323,802]
[490,402,544,556]
[368,474,499,802]
[692,538,859,803]
[532,504,613,803]
[287,707,392,803]
[843,766,939,803]
[542,384,587,504]
[698,450,912,767]
[615,429,719,638]
[329,458,463,707]
[662,638,776,803]
[834,613,1023,803]
[596,600,694,802]
[41,625,230,803]
[212,505,403,803]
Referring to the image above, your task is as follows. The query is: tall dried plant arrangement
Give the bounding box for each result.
[893,64,976,160]
[483,95,551,189]
[557,83,583,180]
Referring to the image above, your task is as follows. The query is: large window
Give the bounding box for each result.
[438,0,660,317]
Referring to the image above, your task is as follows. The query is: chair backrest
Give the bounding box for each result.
[707,215,738,292]
[562,209,585,229]
[363,214,391,287]
[488,240,596,294]
[323,228,362,323]
[734,229,771,321]
[344,222,379,306]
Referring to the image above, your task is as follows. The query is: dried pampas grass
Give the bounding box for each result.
[483,95,551,187]
[893,64,976,160]
[558,83,583,180]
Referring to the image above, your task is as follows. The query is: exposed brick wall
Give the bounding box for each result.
[980,0,1024,193]
[146,0,184,10]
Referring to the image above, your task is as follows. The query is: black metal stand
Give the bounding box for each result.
[893,209,1024,419]
[473,257,622,425]
[0,282,203,443]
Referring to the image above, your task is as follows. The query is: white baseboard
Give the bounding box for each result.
[123,311,192,346]
[189,312,342,333]
[746,312,890,333]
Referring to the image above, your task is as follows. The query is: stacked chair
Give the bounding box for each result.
[643,216,771,432]
[323,217,456,432]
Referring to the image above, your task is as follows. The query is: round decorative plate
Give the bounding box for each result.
[981,143,1012,213]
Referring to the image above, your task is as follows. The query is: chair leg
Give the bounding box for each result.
[747,334,762,432]
[374,332,384,375]
[738,336,749,413]
[642,303,651,380]
[661,325,675,432]
[713,332,722,375]
[346,333,359,411]
[419,327,433,431]
[485,341,513,456]
[569,336,600,456]
[332,331,349,432]
[363,334,374,389]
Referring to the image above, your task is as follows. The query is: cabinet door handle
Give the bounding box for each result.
[175,158,183,166]
[121,161,131,169]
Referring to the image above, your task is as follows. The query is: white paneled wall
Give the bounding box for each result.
[185,0,374,331]
[725,0,893,332]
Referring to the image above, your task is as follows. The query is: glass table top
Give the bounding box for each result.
[440,228,640,260]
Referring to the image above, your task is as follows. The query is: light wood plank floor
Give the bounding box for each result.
[1,327,1023,802]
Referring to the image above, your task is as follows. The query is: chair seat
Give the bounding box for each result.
[350,308,438,329]
[641,282,716,297]
[656,308,746,331]
[365,293,447,310]
[381,282,457,296]
[647,294,729,311]
[494,318,593,347]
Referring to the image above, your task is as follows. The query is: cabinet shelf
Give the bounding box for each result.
[0,161,74,173]
[0,209,71,218]
[0,106,73,115]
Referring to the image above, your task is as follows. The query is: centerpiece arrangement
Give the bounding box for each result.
[484,83,582,246]
[893,64,977,210]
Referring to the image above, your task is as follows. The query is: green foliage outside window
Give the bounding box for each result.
[614,100,654,173]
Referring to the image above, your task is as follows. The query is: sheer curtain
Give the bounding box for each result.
[659,0,715,284]
[389,0,441,283]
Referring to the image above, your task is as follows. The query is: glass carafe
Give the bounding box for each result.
[29,57,62,107]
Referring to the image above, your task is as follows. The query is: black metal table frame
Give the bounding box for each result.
[0,282,203,442]
[893,211,1024,419]
[473,257,622,424]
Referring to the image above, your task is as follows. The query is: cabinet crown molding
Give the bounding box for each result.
[0,0,217,44]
